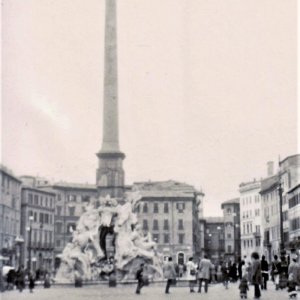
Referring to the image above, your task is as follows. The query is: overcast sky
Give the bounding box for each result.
[2,0,298,216]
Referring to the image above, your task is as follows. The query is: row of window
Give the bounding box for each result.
[241,195,260,206]
[55,222,76,234]
[30,229,53,244]
[151,233,185,244]
[28,193,54,209]
[289,192,300,209]
[56,194,91,203]
[28,210,53,225]
[290,217,300,231]
[142,219,184,231]
[242,223,260,235]
[56,206,79,217]
[0,216,19,235]
[242,238,261,248]
[136,202,186,214]
[242,209,261,218]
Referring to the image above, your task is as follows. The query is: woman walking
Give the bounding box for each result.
[251,252,262,299]
[186,257,197,292]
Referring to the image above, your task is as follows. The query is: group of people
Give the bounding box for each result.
[237,252,300,299]
[1,265,52,293]
[135,251,300,299]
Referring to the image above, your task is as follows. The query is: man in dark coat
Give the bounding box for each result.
[135,263,145,294]
[261,255,269,290]
[251,252,262,299]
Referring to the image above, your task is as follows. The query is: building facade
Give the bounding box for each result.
[239,179,263,260]
[221,198,241,262]
[20,186,56,272]
[261,155,300,260]
[202,217,224,263]
[0,165,22,267]
[287,183,300,249]
[134,180,204,265]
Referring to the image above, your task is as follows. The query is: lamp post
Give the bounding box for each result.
[217,226,221,261]
[26,216,34,271]
[14,236,24,269]
[278,180,284,253]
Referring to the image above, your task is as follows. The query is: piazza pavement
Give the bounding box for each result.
[1,281,291,300]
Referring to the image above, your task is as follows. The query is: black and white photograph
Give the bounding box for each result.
[1,0,299,299]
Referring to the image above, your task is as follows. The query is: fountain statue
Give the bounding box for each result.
[55,190,163,282]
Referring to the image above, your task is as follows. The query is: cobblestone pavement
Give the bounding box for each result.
[1,281,292,300]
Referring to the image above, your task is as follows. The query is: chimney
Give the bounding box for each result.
[267,161,274,177]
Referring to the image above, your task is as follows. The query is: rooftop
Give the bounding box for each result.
[133,180,203,198]
[0,164,22,183]
[260,175,279,194]
[51,182,97,190]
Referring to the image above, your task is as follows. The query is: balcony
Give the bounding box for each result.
[253,232,261,238]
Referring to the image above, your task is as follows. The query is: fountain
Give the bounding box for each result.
[55,190,163,283]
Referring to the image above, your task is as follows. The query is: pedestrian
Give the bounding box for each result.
[186,257,197,292]
[287,273,297,298]
[221,261,229,289]
[198,255,213,293]
[238,258,243,281]
[279,254,289,289]
[135,263,145,294]
[210,263,216,283]
[246,262,252,283]
[29,271,35,293]
[6,268,16,290]
[163,257,177,294]
[44,272,51,288]
[238,276,249,299]
[178,264,184,278]
[288,254,300,296]
[271,255,281,290]
[216,263,222,282]
[251,252,262,299]
[229,263,238,282]
[240,261,246,278]
[261,255,269,290]
[15,265,25,292]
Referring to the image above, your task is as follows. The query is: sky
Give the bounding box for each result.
[2,0,298,216]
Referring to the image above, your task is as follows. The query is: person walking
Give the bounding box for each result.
[163,257,177,294]
[186,257,197,292]
[15,265,25,292]
[135,263,145,294]
[261,255,269,290]
[198,255,213,293]
[28,271,35,293]
[221,261,230,289]
[238,276,249,299]
[288,254,300,297]
[271,255,281,290]
[229,263,238,282]
[238,258,243,281]
[251,252,262,299]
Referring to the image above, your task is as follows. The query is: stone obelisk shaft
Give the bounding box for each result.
[101,0,119,153]
[96,0,125,200]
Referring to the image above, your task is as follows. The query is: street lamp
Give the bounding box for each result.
[217,226,221,261]
[26,216,34,271]
[278,180,284,253]
[14,236,24,269]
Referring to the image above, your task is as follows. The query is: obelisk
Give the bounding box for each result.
[96,0,125,200]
